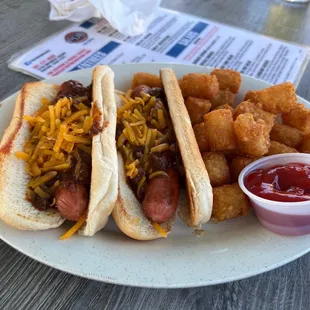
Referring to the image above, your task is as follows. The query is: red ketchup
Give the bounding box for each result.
[244,163,310,202]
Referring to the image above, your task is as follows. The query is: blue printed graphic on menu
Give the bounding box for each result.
[166,22,208,58]
[79,17,99,29]
[70,41,120,71]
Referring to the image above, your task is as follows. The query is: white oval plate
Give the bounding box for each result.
[1,63,310,288]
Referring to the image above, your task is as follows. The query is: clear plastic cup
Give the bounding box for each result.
[238,154,310,236]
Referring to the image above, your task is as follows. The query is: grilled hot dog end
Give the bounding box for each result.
[142,169,180,224]
[55,181,89,221]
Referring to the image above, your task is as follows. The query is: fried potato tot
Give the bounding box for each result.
[185,97,211,125]
[300,135,310,153]
[193,122,209,152]
[230,156,258,182]
[202,152,230,187]
[212,183,250,222]
[179,73,219,99]
[204,110,236,152]
[270,123,303,148]
[223,150,240,162]
[282,103,310,134]
[234,113,270,157]
[210,89,234,109]
[132,72,162,88]
[267,141,298,155]
[245,82,296,114]
[234,100,276,132]
[210,69,241,93]
[213,104,234,112]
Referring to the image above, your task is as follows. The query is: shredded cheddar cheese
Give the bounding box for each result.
[137,175,146,196]
[34,186,50,198]
[23,115,45,124]
[59,213,87,240]
[150,143,170,153]
[41,97,50,105]
[117,91,175,183]
[63,133,91,144]
[117,89,178,233]
[83,116,93,133]
[126,160,139,178]
[152,222,167,238]
[53,125,67,152]
[28,171,57,188]
[17,91,94,240]
[149,171,168,179]
[48,105,56,136]
[15,152,30,161]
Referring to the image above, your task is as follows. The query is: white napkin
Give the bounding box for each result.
[49,0,162,36]
[49,0,101,22]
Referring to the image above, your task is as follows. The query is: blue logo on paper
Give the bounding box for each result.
[166,22,208,58]
[79,18,99,29]
[70,41,120,71]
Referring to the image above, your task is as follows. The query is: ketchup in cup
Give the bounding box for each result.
[244,163,310,202]
[238,154,310,236]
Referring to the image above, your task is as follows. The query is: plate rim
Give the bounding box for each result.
[1,230,310,288]
[1,63,310,288]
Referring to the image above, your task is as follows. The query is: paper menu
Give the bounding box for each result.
[9,8,309,85]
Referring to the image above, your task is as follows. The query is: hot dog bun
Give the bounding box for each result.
[112,91,173,240]
[112,92,169,240]
[0,65,118,234]
[0,82,66,230]
[80,65,118,236]
[113,153,172,240]
[160,68,213,226]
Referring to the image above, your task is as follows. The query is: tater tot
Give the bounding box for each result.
[267,141,298,155]
[230,156,258,182]
[223,150,240,162]
[132,72,162,88]
[234,100,276,132]
[244,82,296,114]
[282,103,310,134]
[210,89,235,109]
[202,152,230,186]
[212,183,250,222]
[185,97,211,125]
[179,73,219,99]
[210,69,241,93]
[270,124,304,148]
[213,104,234,112]
[300,135,310,153]
[204,110,236,152]
[193,122,209,152]
[234,113,270,157]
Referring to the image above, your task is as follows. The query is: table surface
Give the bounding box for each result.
[1,0,310,309]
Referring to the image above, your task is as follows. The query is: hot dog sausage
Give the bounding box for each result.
[131,85,151,99]
[131,85,166,102]
[142,169,180,223]
[55,180,89,221]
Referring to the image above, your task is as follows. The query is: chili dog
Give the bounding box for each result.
[0,65,118,238]
[112,69,213,240]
